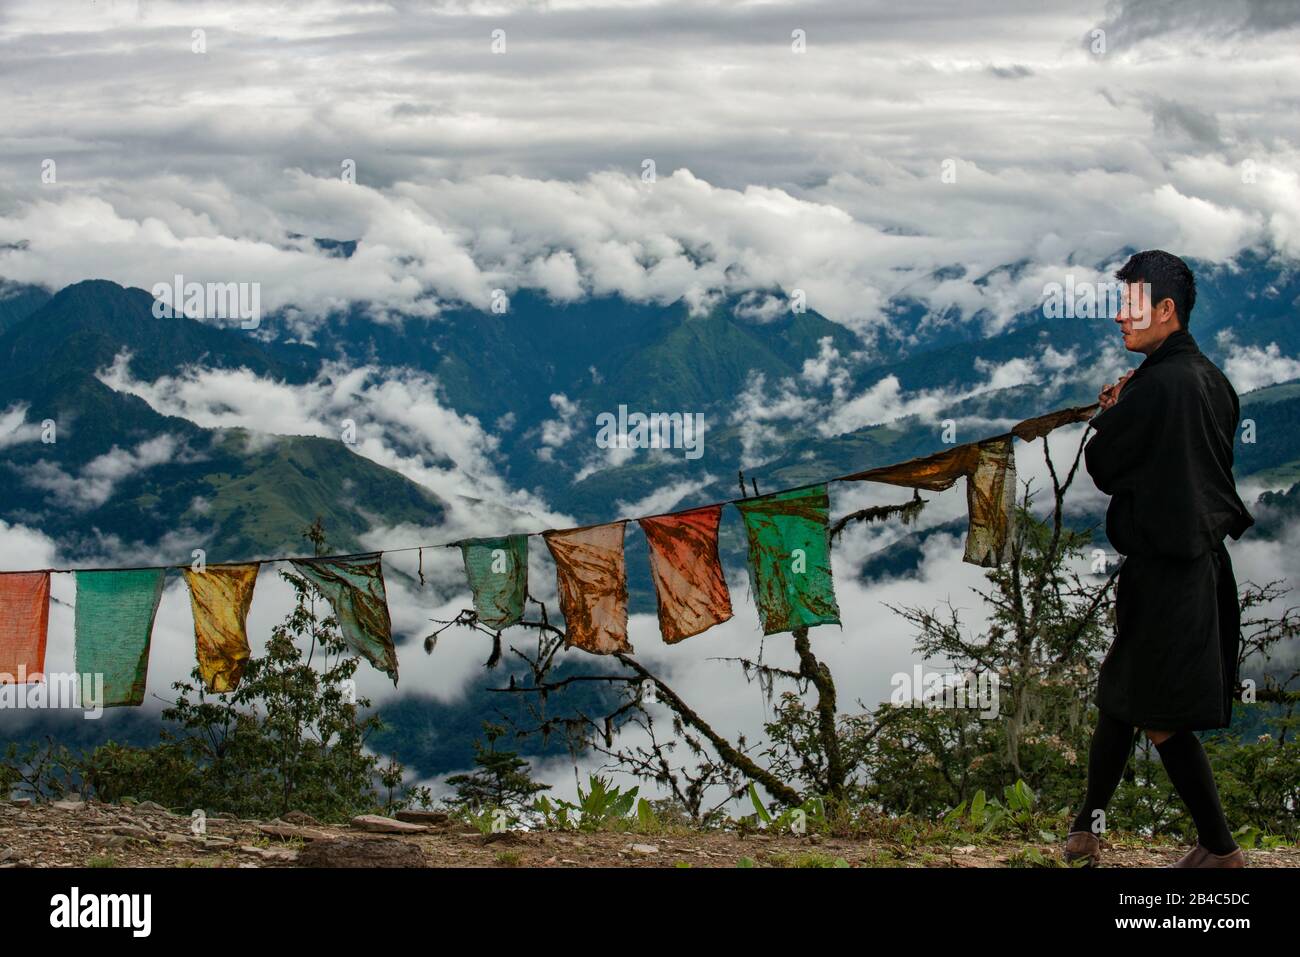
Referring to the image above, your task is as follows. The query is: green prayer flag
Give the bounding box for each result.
[459,535,528,630]
[735,485,840,635]
[291,553,399,683]
[74,568,166,708]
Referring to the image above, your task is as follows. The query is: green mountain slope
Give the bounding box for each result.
[1235,379,1300,485]
[0,280,51,334]
[190,431,446,560]
[0,280,444,561]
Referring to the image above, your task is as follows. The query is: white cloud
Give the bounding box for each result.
[976,356,1041,392]
[819,374,954,437]
[1219,334,1300,393]
[614,475,716,517]
[800,336,852,397]
[95,351,564,525]
[818,352,1062,438]
[528,250,585,301]
[537,392,582,461]
[0,0,1296,336]
[19,434,184,511]
[0,519,60,572]
[0,404,42,449]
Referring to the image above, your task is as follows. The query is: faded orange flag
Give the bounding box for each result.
[846,438,1018,567]
[844,407,1096,567]
[963,436,1017,566]
[639,505,733,643]
[543,522,631,655]
[845,443,981,490]
[0,572,50,683]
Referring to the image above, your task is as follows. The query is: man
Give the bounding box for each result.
[1064,250,1254,868]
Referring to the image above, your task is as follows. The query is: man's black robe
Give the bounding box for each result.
[1084,329,1254,731]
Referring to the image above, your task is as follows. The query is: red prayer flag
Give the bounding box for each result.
[639,505,733,643]
[0,572,51,683]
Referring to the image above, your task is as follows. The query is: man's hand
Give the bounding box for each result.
[1097,371,1135,411]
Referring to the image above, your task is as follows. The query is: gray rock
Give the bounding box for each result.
[239,845,299,863]
[394,810,450,826]
[296,837,427,868]
[89,835,131,849]
[280,810,320,826]
[110,825,159,843]
[350,814,427,834]
[256,823,333,842]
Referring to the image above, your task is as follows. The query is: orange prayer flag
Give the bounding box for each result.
[639,505,733,643]
[1011,404,1097,442]
[0,572,50,683]
[543,522,631,655]
[844,443,982,490]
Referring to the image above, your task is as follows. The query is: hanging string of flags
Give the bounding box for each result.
[0,405,1096,706]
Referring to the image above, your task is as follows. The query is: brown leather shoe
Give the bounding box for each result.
[1169,844,1247,868]
[1064,830,1101,867]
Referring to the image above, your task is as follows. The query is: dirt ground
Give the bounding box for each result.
[3,798,1297,868]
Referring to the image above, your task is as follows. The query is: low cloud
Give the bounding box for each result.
[1219,333,1300,392]
[615,475,717,517]
[96,351,571,537]
[0,404,42,450]
[19,434,185,511]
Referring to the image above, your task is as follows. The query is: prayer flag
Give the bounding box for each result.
[963,437,1017,566]
[0,572,50,683]
[75,568,165,707]
[291,554,398,682]
[543,523,631,654]
[735,486,840,635]
[459,535,528,631]
[639,506,732,643]
[184,563,259,692]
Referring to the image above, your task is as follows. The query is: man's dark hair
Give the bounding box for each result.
[1115,249,1196,329]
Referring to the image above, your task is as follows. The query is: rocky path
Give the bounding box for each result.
[3,799,1297,868]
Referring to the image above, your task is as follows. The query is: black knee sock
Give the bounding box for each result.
[1153,730,1236,855]
[1071,710,1135,835]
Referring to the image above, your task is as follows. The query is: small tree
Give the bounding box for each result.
[445,722,550,816]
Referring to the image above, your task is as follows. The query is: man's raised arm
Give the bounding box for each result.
[1084,374,1166,495]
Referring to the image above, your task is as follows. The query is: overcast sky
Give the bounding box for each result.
[1,0,1298,328]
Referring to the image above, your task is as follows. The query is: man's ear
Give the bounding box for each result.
[1157,296,1177,327]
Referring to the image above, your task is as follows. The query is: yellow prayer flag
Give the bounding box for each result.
[184,564,259,692]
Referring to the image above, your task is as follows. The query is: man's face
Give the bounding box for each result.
[1115,280,1177,354]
